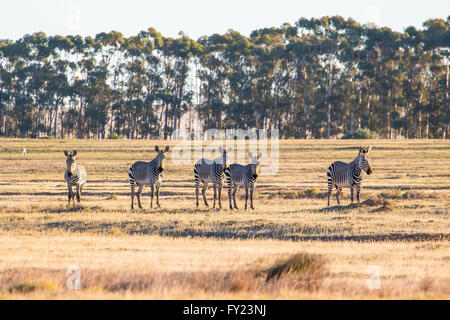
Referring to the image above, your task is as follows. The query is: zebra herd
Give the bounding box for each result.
[63,145,373,209]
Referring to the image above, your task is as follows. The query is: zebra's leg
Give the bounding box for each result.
[202,183,209,207]
[130,180,136,210]
[227,182,233,210]
[195,177,200,208]
[76,184,81,203]
[244,186,249,210]
[155,184,161,209]
[250,185,255,210]
[218,183,222,209]
[150,184,154,208]
[68,184,73,205]
[233,186,239,210]
[213,183,218,209]
[356,184,361,203]
[327,182,333,207]
[136,184,144,209]
[79,183,84,201]
[350,185,354,204]
[336,186,342,206]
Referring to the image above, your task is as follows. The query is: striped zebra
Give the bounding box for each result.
[64,150,87,205]
[225,152,262,210]
[128,145,169,210]
[326,146,373,206]
[194,148,227,209]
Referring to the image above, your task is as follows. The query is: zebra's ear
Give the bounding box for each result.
[164,146,170,153]
[155,146,160,152]
[248,152,253,158]
[72,150,77,157]
[359,146,363,153]
[64,150,69,156]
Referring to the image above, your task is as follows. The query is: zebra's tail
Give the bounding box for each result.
[224,167,233,189]
[326,164,334,192]
[128,165,136,191]
[193,165,200,187]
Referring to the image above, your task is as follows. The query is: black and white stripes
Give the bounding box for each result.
[64,150,87,205]
[327,146,372,206]
[129,145,169,210]
[194,148,227,209]
[58,145,373,211]
[225,152,262,210]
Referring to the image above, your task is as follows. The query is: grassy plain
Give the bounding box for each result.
[0,138,448,299]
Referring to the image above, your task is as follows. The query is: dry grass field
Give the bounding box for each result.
[0,138,449,299]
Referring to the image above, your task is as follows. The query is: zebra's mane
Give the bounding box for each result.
[150,153,163,166]
[350,153,364,169]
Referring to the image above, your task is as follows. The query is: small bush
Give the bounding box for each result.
[342,128,377,139]
[402,191,439,199]
[264,253,327,282]
[303,187,321,198]
[379,189,404,199]
[269,188,327,199]
[9,280,58,293]
[361,198,392,207]
[108,133,124,139]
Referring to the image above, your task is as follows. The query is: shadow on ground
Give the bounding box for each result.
[27,219,450,242]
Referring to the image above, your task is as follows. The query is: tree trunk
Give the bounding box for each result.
[327,103,331,139]
[5,107,9,137]
[350,111,354,136]
[132,114,137,139]
[60,110,64,139]
[163,104,169,140]
[53,100,59,139]
[326,81,334,139]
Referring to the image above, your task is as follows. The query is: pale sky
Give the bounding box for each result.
[1,0,449,40]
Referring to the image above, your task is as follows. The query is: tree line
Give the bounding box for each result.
[0,16,448,139]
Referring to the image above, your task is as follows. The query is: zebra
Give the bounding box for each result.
[194,147,227,209]
[129,145,169,210]
[326,146,373,206]
[64,150,87,205]
[225,152,262,210]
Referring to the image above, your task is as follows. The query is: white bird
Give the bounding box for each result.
[22,147,27,156]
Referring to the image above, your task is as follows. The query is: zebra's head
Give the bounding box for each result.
[249,152,263,179]
[64,150,78,177]
[358,146,372,175]
[155,146,170,172]
[217,147,228,171]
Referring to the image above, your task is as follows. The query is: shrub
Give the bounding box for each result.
[9,280,58,293]
[269,188,327,200]
[264,253,327,282]
[108,133,124,139]
[342,128,377,139]
[379,189,404,199]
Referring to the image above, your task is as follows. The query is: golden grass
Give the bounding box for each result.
[0,138,448,299]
